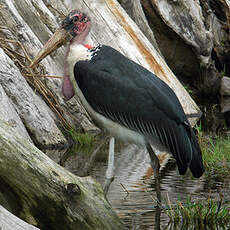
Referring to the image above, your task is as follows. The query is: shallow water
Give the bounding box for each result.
[90,142,230,229]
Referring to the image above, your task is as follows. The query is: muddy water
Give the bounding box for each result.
[90,142,230,229]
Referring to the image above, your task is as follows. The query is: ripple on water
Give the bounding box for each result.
[91,143,230,229]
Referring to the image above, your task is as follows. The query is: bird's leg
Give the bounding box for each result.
[146,143,161,230]
[146,143,161,204]
[103,137,115,196]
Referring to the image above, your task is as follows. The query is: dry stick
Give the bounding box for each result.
[1,44,25,59]
[0,38,31,63]
[0,37,72,129]
[24,73,63,79]
[29,68,71,129]
[120,183,129,197]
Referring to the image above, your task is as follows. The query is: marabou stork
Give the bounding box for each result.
[30,10,204,203]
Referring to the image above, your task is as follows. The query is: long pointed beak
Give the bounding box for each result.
[29,27,70,68]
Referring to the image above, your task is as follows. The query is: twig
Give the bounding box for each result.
[120,182,129,197]
[0,35,72,129]
[24,73,63,79]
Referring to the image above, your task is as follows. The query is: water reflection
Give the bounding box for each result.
[91,143,230,229]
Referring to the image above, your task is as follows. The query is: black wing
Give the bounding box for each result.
[74,45,204,177]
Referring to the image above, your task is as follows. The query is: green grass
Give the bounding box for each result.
[162,124,230,228]
[196,123,230,175]
[68,128,93,149]
[202,136,230,174]
[164,196,230,229]
[62,127,93,157]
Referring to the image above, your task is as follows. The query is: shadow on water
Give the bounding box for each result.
[89,143,230,230]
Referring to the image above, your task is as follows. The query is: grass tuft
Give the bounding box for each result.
[195,123,230,175]
[59,128,94,166]
[164,196,230,229]
[64,128,93,155]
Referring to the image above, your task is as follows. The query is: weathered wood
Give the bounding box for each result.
[140,0,228,95]
[220,76,230,96]
[0,119,125,230]
[0,84,32,142]
[0,0,211,228]
[0,0,202,143]
[0,48,67,149]
[220,97,230,113]
[118,0,162,55]
[0,205,40,230]
[220,76,230,113]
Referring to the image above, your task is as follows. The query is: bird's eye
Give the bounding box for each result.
[72,16,79,22]
[82,17,88,22]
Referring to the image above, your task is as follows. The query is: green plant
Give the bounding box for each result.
[164,196,230,229]
[63,127,93,156]
[195,123,230,175]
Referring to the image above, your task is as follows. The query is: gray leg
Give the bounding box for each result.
[103,137,115,196]
[146,143,161,203]
[146,143,161,230]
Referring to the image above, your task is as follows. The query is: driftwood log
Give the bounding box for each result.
[120,0,230,96]
[139,0,230,96]
[0,205,39,230]
[0,120,125,230]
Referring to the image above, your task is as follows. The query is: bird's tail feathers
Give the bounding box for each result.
[188,130,205,178]
[157,122,192,175]
[165,123,204,178]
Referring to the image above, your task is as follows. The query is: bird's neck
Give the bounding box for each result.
[63,25,92,101]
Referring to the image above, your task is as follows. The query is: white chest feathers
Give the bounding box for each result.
[67,44,92,66]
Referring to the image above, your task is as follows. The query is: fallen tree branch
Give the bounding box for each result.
[0,120,125,230]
